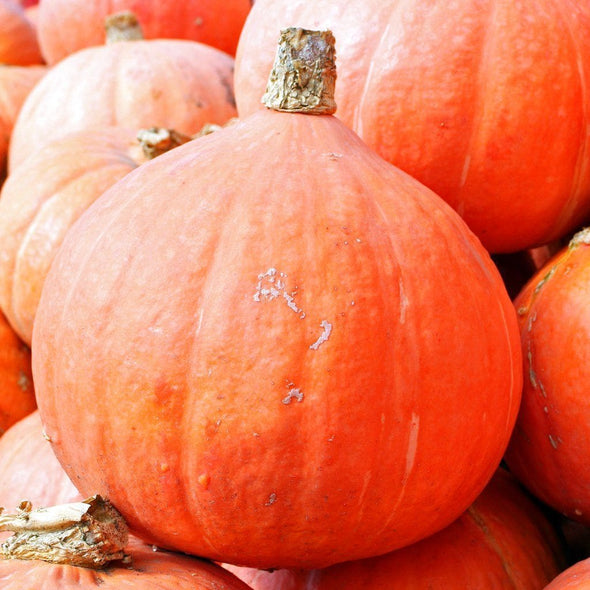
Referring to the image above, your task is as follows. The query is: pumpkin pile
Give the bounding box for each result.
[0,1,589,588]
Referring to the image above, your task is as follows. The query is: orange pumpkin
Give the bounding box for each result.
[0,125,187,345]
[0,410,81,508]
[224,469,567,589]
[36,0,252,64]
[0,310,35,435]
[504,228,590,526]
[0,0,43,65]
[0,64,46,180]
[8,12,236,171]
[32,28,521,569]
[544,558,590,589]
[235,0,590,253]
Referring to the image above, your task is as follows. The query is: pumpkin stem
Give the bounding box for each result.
[105,11,144,44]
[136,127,193,159]
[261,27,337,115]
[0,495,130,569]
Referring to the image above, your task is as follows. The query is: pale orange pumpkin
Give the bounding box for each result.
[32,29,522,569]
[0,0,43,65]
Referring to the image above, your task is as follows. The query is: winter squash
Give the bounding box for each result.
[0,0,43,65]
[36,0,252,64]
[544,558,590,589]
[0,411,81,508]
[234,0,590,253]
[32,27,522,569]
[0,125,189,345]
[8,12,237,171]
[0,64,46,180]
[0,310,35,436]
[504,228,590,526]
[224,469,567,589]
[0,534,253,589]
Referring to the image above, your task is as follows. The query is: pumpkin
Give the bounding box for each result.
[36,0,252,64]
[0,535,254,589]
[32,27,522,570]
[0,64,46,181]
[504,227,590,526]
[234,0,590,253]
[8,12,237,172]
[0,410,81,508]
[0,310,35,435]
[544,558,590,589]
[0,0,43,65]
[0,125,190,345]
[224,469,567,589]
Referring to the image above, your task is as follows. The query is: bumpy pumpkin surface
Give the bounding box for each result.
[225,469,567,589]
[504,229,590,526]
[235,0,590,253]
[32,30,522,570]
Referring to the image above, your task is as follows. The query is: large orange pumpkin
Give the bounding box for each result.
[224,469,567,589]
[234,0,590,253]
[0,125,187,345]
[32,28,522,569]
[504,228,590,526]
[36,0,252,64]
[0,310,35,435]
[8,12,236,171]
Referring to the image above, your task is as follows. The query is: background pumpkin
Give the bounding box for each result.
[0,0,43,65]
[544,558,590,589]
[234,0,590,254]
[224,469,567,590]
[0,309,35,435]
[7,12,236,172]
[0,125,189,345]
[36,0,252,63]
[32,29,522,570]
[504,228,590,526]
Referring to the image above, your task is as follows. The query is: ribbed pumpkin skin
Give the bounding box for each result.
[0,538,253,589]
[32,108,522,569]
[225,469,567,589]
[504,231,590,525]
[0,310,35,435]
[0,64,45,180]
[8,38,236,171]
[0,127,146,345]
[0,410,81,508]
[234,0,590,254]
[36,0,252,63]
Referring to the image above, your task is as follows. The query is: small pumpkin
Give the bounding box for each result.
[544,558,590,589]
[32,28,522,569]
[36,0,252,64]
[504,227,590,526]
[234,0,590,253]
[0,310,35,436]
[224,469,567,589]
[8,12,236,171]
[0,125,189,345]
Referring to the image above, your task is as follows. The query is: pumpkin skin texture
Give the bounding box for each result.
[0,0,43,65]
[32,85,522,568]
[234,0,590,253]
[0,309,35,436]
[0,126,151,345]
[224,469,567,590]
[8,35,237,172]
[0,410,81,508]
[504,229,590,526]
[0,536,254,589]
[36,0,252,64]
[0,64,46,180]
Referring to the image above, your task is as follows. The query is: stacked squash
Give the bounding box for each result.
[0,1,590,588]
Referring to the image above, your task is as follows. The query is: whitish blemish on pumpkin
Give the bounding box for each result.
[402,413,420,486]
[42,431,51,442]
[254,268,305,318]
[310,320,332,350]
[17,371,30,392]
[282,381,304,405]
[399,279,409,324]
[197,474,210,489]
[265,493,277,506]
[548,434,560,449]
[322,152,342,160]
[575,509,583,516]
